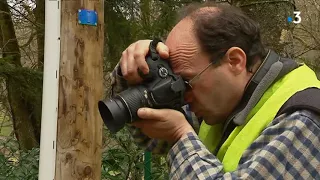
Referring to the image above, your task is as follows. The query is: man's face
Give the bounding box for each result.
[165,17,247,125]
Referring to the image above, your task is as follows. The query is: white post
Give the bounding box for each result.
[38,0,61,179]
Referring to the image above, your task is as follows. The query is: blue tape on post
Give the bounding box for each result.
[78,9,97,26]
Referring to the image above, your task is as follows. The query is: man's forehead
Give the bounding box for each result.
[163,18,200,77]
[165,17,195,50]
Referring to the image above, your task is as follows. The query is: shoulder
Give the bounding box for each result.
[245,109,320,160]
[240,110,320,179]
[268,110,320,135]
[297,110,320,128]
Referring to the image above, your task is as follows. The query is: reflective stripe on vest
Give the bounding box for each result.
[198,64,320,172]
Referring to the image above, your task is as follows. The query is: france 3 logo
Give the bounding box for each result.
[287,11,301,24]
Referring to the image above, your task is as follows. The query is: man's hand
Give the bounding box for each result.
[132,108,195,143]
[120,40,169,85]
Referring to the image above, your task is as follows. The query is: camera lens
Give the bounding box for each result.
[98,98,129,133]
[98,86,148,133]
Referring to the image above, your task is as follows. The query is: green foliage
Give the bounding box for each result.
[0,127,169,180]
[0,56,43,141]
[0,56,43,106]
[101,125,169,179]
[101,126,170,179]
[0,138,39,180]
[101,126,144,179]
[150,154,169,180]
[104,0,182,71]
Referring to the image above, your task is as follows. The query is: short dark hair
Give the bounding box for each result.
[178,2,267,70]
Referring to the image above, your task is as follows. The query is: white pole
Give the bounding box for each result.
[38,0,61,179]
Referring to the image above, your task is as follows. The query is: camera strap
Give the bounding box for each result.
[149,39,163,60]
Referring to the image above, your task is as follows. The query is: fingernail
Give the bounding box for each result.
[138,108,145,113]
[139,108,146,112]
[143,68,149,74]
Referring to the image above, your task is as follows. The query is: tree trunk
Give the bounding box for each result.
[30,0,45,143]
[34,0,45,70]
[0,1,39,150]
[55,0,104,179]
[233,0,295,57]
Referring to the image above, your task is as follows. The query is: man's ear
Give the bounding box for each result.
[224,47,247,75]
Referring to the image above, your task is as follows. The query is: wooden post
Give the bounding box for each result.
[55,0,104,179]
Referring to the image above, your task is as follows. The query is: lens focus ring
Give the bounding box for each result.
[117,87,148,122]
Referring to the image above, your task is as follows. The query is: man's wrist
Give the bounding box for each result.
[172,126,195,144]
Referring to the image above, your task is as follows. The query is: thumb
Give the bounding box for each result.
[156,42,169,59]
[137,108,166,120]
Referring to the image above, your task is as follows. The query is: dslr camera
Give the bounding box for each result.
[98,40,187,133]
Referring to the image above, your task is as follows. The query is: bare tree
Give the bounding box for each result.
[293,0,320,74]
[0,0,39,150]
[232,0,295,57]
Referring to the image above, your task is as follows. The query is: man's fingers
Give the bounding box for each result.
[120,40,169,85]
[137,108,168,120]
[134,40,151,63]
[131,120,144,128]
[131,119,157,131]
[125,46,136,75]
[133,46,149,74]
[120,51,128,76]
[156,42,169,59]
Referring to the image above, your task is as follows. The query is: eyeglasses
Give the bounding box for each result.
[183,50,226,90]
[184,61,214,90]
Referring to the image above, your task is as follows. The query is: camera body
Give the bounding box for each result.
[98,41,187,133]
[137,52,186,110]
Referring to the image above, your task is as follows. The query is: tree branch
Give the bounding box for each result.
[4,2,39,29]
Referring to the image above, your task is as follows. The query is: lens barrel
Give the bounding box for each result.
[98,86,148,133]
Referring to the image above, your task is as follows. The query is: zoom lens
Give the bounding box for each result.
[98,86,148,133]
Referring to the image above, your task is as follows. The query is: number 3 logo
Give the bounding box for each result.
[293,11,301,24]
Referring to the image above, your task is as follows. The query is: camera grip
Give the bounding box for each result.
[138,68,153,81]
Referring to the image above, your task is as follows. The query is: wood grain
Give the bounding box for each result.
[55,0,104,179]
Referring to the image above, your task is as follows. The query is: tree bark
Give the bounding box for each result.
[55,0,104,179]
[34,0,45,70]
[0,0,39,150]
[233,0,295,57]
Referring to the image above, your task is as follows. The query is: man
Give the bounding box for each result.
[109,2,320,179]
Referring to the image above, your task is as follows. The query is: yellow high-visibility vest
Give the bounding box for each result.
[198,64,320,172]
